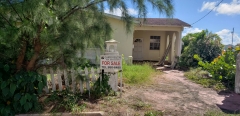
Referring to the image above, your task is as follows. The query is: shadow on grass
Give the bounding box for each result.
[216,90,240,114]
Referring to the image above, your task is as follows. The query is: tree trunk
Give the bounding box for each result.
[16,40,27,71]
[26,39,41,71]
[26,25,43,71]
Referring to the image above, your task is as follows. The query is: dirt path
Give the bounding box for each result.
[80,69,240,116]
[120,69,240,115]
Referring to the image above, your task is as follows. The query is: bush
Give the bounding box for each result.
[194,49,238,89]
[91,74,111,99]
[179,30,223,68]
[184,68,225,91]
[0,63,47,116]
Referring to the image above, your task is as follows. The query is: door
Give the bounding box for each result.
[133,38,143,60]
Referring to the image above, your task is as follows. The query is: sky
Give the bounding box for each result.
[104,0,240,45]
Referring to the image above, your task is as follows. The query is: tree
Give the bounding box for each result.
[179,30,223,68]
[0,0,174,72]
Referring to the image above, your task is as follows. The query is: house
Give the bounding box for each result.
[106,14,191,67]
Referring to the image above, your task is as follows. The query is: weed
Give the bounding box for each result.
[203,110,240,116]
[123,63,158,84]
[131,101,151,111]
[144,110,164,116]
[184,68,226,91]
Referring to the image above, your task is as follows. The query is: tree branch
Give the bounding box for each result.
[35,56,62,70]
[7,0,23,21]
[59,0,108,21]
[0,13,13,27]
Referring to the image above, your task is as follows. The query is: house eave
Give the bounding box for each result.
[138,24,191,28]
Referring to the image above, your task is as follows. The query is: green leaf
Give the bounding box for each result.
[38,81,43,90]
[0,72,2,79]
[20,96,26,106]
[2,88,9,96]
[25,93,32,101]
[37,75,42,81]
[28,102,33,109]
[14,93,21,101]
[24,102,30,111]
[42,75,47,84]
[4,64,10,72]
[10,83,16,94]
[31,76,36,83]
[1,81,7,89]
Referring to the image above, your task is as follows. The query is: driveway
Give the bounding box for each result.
[121,69,240,115]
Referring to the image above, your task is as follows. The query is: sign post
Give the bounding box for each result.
[100,39,123,97]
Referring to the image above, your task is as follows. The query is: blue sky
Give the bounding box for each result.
[105,0,240,45]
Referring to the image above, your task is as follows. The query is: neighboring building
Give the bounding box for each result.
[106,14,191,66]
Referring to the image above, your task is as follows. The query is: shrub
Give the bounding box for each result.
[91,74,111,99]
[184,68,225,91]
[179,30,223,68]
[0,63,46,116]
[194,49,238,89]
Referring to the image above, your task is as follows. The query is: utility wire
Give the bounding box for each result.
[191,0,224,25]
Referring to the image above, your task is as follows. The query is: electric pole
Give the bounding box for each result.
[231,28,234,47]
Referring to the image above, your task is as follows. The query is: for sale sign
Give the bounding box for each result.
[100,55,122,70]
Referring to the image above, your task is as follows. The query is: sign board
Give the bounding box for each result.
[100,55,122,70]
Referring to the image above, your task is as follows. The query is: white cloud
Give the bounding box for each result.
[216,29,240,45]
[104,8,138,16]
[182,28,203,36]
[200,0,240,15]
[200,1,216,12]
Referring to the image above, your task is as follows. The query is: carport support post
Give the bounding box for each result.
[235,53,240,94]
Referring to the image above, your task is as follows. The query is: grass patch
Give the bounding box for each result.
[184,68,225,91]
[123,63,158,84]
[202,110,240,116]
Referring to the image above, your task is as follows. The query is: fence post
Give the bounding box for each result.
[235,53,240,93]
[91,67,96,82]
[79,69,83,94]
[50,68,56,91]
[85,67,90,98]
[57,68,62,91]
[42,67,49,93]
[63,69,69,88]
[71,69,75,93]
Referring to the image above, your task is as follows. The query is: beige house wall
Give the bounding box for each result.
[133,30,166,61]
[107,17,134,60]
[134,25,183,61]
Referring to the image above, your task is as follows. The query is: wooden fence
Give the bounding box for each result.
[40,67,119,96]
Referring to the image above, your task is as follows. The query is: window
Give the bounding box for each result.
[150,36,160,50]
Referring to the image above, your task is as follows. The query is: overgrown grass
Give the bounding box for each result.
[184,68,226,91]
[202,110,240,116]
[123,63,158,84]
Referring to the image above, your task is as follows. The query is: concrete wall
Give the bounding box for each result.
[107,17,134,60]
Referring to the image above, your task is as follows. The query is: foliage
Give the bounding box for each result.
[0,0,174,72]
[75,58,96,70]
[194,49,238,89]
[91,74,111,99]
[144,110,164,116]
[179,30,223,68]
[42,90,86,113]
[122,56,157,84]
[203,109,240,116]
[184,68,225,91]
[0,62,46,116]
